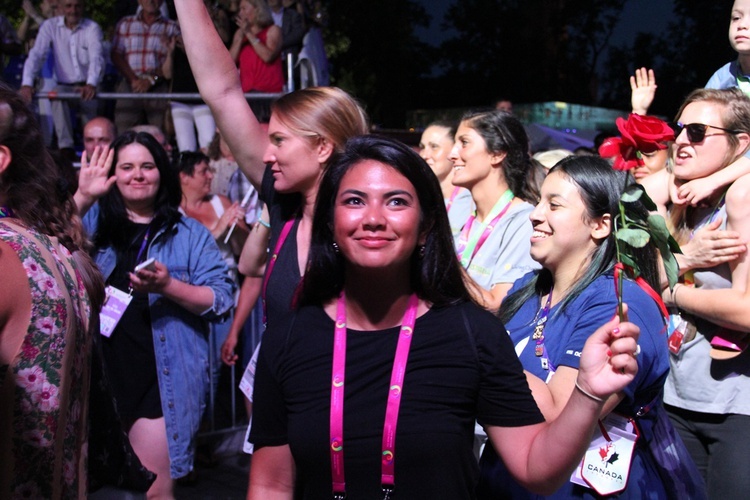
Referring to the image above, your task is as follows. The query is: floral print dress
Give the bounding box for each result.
[0,220,92,499]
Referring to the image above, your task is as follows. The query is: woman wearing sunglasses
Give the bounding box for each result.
[656,87,750,498]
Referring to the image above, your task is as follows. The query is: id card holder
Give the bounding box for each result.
[100,285,133,337]
[667,314,687,354]
[570,413,638,496]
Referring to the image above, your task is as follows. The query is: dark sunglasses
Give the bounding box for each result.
[670,122,741,143]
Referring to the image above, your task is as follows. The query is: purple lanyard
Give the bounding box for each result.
[532,291,554,371]
[330,293,419,500]
[134,227,151,265]
[261,218,296,324]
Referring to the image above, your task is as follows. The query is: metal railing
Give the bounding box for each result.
[32,91,285,101]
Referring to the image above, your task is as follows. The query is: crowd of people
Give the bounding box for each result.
[1,0,327,158]
[1,0,750,499]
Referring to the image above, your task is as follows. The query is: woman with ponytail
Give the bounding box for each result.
[448,110,541,311]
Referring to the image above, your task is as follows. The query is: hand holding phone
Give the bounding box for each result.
[134,257,157,273]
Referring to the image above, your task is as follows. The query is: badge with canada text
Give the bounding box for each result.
[570,413,638,496]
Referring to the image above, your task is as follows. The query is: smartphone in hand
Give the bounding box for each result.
[134,257,157,273]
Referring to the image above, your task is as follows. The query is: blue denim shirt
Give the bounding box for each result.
[84,205,235,478]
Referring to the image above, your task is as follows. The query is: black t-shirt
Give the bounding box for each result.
[259,167,303,332]
[101,222,162,427]
[250,301,544,499]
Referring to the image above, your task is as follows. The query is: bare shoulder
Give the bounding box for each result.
[640,169,671,211]
[0,239,33,363]
[726,173,750,221]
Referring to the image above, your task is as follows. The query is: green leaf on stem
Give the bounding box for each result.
[619,253,641,277]
[647,214,682,289]
[616,227,651,248]
[620,189,643,203]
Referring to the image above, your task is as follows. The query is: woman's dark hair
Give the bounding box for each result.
[0,83,104,312]
[499,155,661,323]
[460,110,538,203]
[175,151,210,176]
[94,131,182,251]
[298,135,473,307]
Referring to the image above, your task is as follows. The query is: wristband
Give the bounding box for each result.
[256,218,270,229]
[575,378,605,403]
[672,283,683,309]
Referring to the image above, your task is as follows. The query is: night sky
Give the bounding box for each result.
[414,0,677,56]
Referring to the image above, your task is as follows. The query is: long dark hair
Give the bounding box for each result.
[0,83,104,311]
[460,110,539,203]
[93,131,181,251]
[499,155,660,323]
[298,135,473,307]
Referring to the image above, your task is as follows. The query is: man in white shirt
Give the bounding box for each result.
[19,0,104,152]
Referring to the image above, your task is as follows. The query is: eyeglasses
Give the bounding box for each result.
[670,122,741,143]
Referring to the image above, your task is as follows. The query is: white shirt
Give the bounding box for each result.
[22,16,104,87]
[271,9,283,27]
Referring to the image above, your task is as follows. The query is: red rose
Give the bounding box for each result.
[618,113,674,153]
[598,137,640,171]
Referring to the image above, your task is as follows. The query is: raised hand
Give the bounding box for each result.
[630,67,657,116]
[75,145,116,214]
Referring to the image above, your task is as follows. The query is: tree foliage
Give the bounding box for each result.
[3,0,119,35]
[435,0,627,108]
[324,0,431,127]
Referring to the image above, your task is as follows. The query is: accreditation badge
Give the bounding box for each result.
[99,285,133,337]
[667,314,687,354]
[570,413,638,496]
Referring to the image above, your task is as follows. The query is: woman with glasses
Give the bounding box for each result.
[656,88,750,498]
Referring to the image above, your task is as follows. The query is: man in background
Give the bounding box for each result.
[20,0,104,157]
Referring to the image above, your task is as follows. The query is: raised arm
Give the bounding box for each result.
[174,0,268,189]
[73,146,116,216]
[630,67,657,116]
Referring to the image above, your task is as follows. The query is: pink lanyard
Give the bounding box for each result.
[455,194,513,266]
[330,293,419,500]
[261,218,296,324]
[445,187,462,212]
